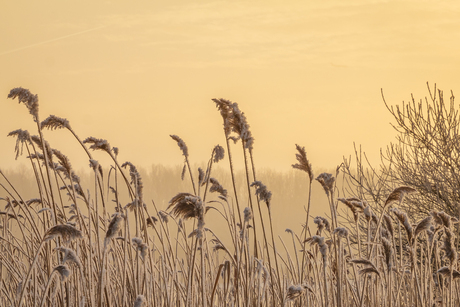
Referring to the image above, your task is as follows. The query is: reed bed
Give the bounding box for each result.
[1,87,459,306]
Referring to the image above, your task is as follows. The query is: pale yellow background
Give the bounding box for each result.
[1,0,459,172]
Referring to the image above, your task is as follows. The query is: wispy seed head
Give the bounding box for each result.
[41,115,70,131]
[244,207,253,223]
[170,135,188,157]
[133,294,146,307]
[105,212,124,246]
[209,178,227,197]
[390,208,413,244]
[212,98,233,135]
[8,87,39,121]
[213,145,225,163]
[55,247,82,270]
[7,129,31,160]
[292,144,313,181]
[83,137,112,154]
[251,181,272,208]
[441,228,457,264]
[385,186,416,206]
[158,211,169,223]
[146,216,158,227]
[168,193,203,220]
[53,264,71,281]
[198,167,205,186]
[44,224,82,244]
[381,237,393,271]
[315,173,335,196]
[132,237,148,260]
[314,216,331,233]
[286,285,304,301]
[333,227,349,238]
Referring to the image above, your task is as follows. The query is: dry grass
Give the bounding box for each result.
[1,87,460,307]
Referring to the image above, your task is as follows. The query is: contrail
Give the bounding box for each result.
[0,25,107,56]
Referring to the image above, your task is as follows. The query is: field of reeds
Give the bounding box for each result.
[1,87,459,307]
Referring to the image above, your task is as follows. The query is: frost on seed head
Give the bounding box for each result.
[44,224,82,244]
[41,115,70,131]
[8,87,39,121]
[170,135,188,157]
[133,294,146,307]
[209,178,227,197]
[213,145,225,163]
[292,144,313,181]
[54,264,71,281]
[315,173,335,196]
[105,212,124,247]
[251,181,272,208]
[244,207,253,223]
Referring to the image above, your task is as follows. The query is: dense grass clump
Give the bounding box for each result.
[1,87,460,306]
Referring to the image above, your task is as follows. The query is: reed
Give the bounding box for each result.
[2,87,460,307]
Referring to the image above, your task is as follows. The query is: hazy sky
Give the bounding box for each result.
[1,0,460,173]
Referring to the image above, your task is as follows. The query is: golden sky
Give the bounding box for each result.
[1,0,460,172]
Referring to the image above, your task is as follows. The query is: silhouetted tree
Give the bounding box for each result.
[342,83,460,221]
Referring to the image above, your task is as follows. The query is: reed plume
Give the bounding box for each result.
[286,284,313,301]
[384,186,416,206]
[132,237,148,260]
[381,237,393,271]
[41,115,71,130]
[198,167,205,186]
[158,210,169,223]
[55,247,82,270]
[122,161,144,204]
[315,173,335,196]
[414,216,432,239]
[228,102,254,150]
[292,144,313,180]
[390,208,413,244]
[54,264,71,280]
[170,134,197,195]
[437,267,460,279]
[333,227,348,238]
[349,259,380,277]
[53,148,73,178]
[441,228,457,264]
[209,178,227,197]
[146,216,158,227]
[133,295,146,307]
[314,216,331,234]
[170,134,189,157]
[7,129,31,159]
[213,145,225,163]
[105,212,124,246]
[432,211,457,229]
[244,207,253,223]
[309,235,328,264]
[7,87,39,121]
[250,181,272,207]
[168,193,204,221]
[44,224,82,243]
[212,98,233,136]
[383,214,394,237]
[30,135,53,164]
[83,137,113,157]
[338,197,363,222]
